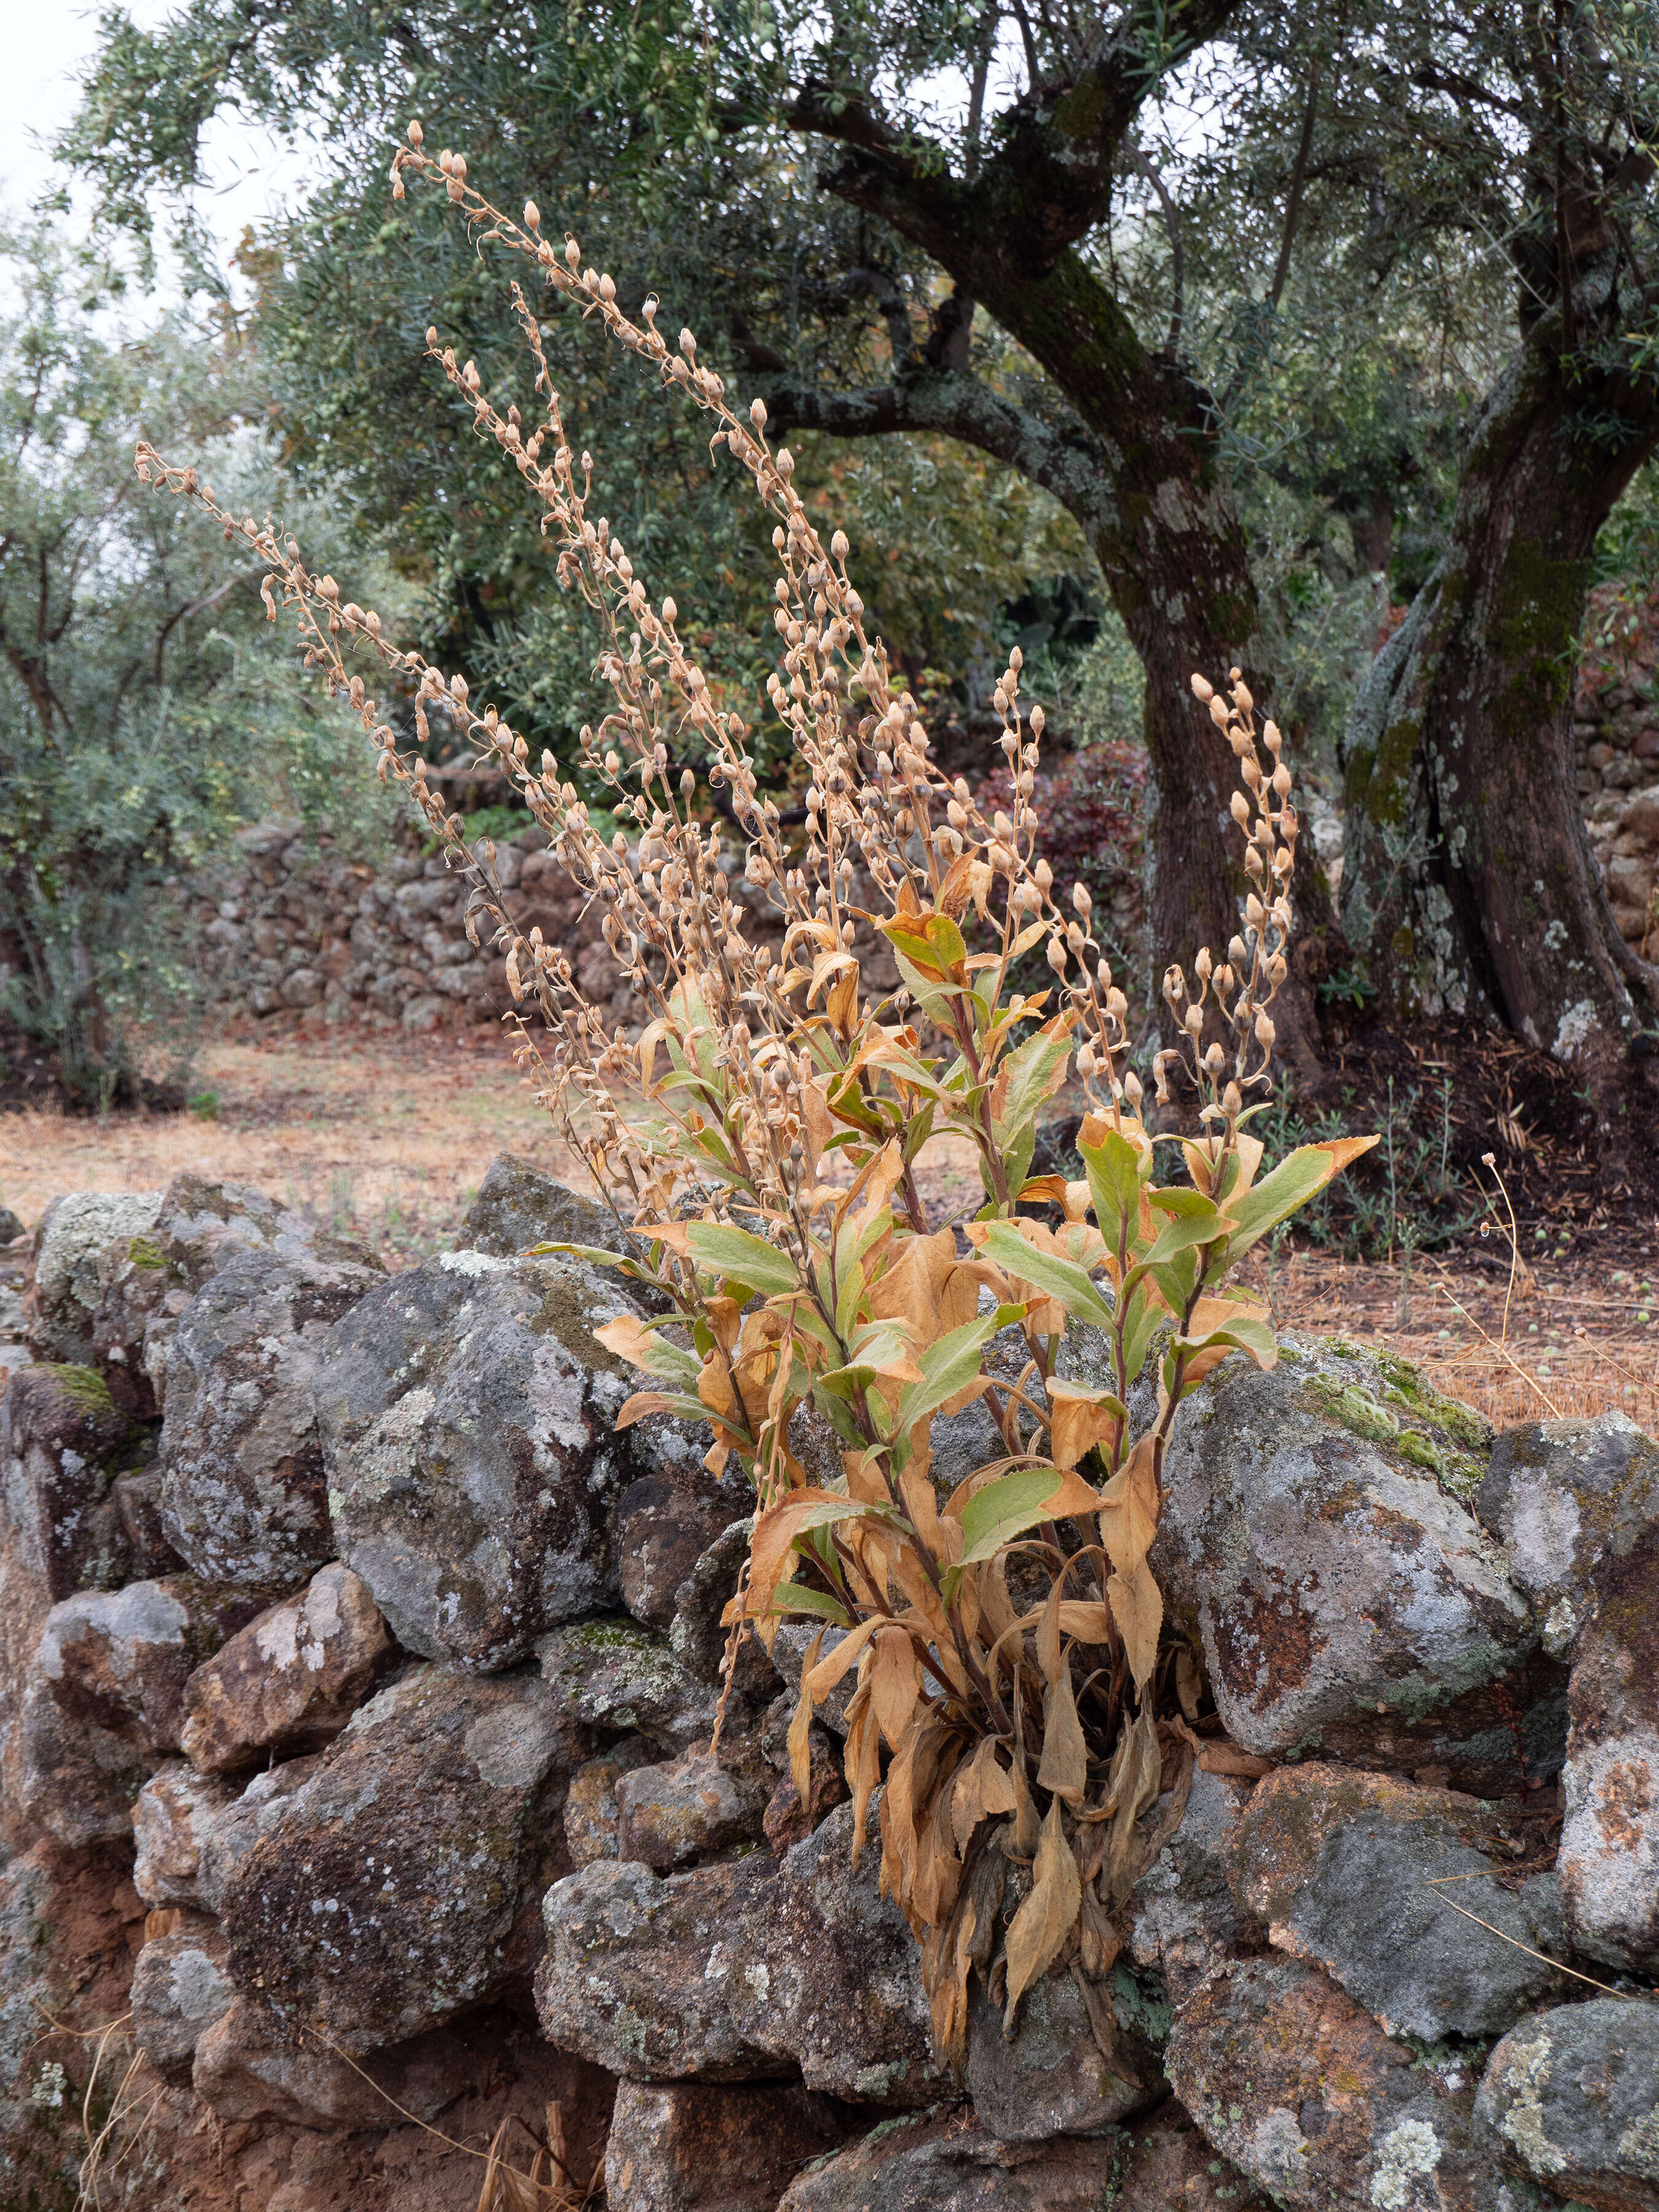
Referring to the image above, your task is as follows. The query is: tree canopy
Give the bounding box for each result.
[54,0,1659,1113]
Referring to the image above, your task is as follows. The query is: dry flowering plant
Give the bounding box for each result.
[135,126,1374,2072]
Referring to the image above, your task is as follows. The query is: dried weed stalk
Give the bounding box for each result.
[135,125,1373,2071]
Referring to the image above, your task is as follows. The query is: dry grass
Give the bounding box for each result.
[1243,1242,1659,1435]
[3,1024,1653,1433]
[0,1025,580,1265]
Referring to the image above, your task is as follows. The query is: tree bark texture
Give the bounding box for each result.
[1343,291,1659,1115]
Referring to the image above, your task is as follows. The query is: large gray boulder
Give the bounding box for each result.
[219,1661,584,2050]
[316,1252,643,1670]
[460,1153,620,1258]
[1560,1516,1659,1971]
[30,1175,378,1418]
[1478,1412,1659,1655]
[160,1245,383,1592]
[536,1854,790,2081]
[723,1798,944,2108]
[1167,1955,1542,2211]
[28,1190,162,1369]
[1155,1337,1549,1789]
[1475,1998,1659,2210]
[1228,1762,1567,2038]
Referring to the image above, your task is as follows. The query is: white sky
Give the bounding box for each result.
[4,0,312,298]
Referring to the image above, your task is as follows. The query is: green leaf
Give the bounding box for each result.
[812,1383,867,1445]
[1224,1138,1380,1261]
[1142,1190,1227,1266]
[681,1222,801,1296]
[527,1240,627,1266]
[627,1331,703,1387]
[895,1314,996,1433]
[1119,1282,1168,1387]
[1171,1313,1279,1380]
[959,1467,1066,1564]
[1080,1129,1143,1253]
[979,1221,1115,1331]
[992,1021,1073,1148]
[834,1258,866,1342]
[764,1585,854,1626]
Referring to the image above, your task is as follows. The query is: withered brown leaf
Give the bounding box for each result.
[1002,1794,1081,2037]
[1035,1662,1088,1806]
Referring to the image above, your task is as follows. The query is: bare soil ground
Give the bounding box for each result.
[3,1020,1655,1433]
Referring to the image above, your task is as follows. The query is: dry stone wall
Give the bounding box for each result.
[189,637,1659,1038]
[0,1156,1656,2212]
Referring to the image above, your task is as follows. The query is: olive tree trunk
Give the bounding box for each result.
[1342,297,1659,1123]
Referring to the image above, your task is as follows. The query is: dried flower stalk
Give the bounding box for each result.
[135,125,1374,2071]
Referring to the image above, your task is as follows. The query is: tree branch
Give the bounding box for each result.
[759,368,1111,533]
[1124,143,1185,351]
[1268,60,1321,310]
[789,0,1244,274]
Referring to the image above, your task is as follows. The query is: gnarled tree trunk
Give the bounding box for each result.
[1342,294,1659,1123]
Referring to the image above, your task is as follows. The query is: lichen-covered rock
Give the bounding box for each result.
[616,1475,746,1632]
[1475,1998,1659,2211]
[179,1560,393,1774]
[536,1854,790,2081]
[36,1576,267,1755]
[17,1576,259,1846]
[160,1245,383,1592]
[604,2079,855,2212]
[1228,1762,1567,2037]
[1126,1765,1257,2006]
[133,1760,241,1907]
[29,1177,375,1418]
[194,1754,321,1915]
[1,1363,147,1598]
[460,1153,621,1258]
[965,1963,1167,2142]
[724,1800,945,2108]
[95,1174,380,1418]
[788,2101,1270,2212]
[130,1915,236,2084]
[1166,1955,1542,2211]
[28,1190,162,1367]
[776,2109,1129,2212]
[1478,1413,1659,1656]
[617,1750,769,1871]
[1560,1518,1659,1971]
[17,1677,155,1845]
[220,1661,583,2051]
[316,1252,642,1669]
[1155,1337,1547,1787]
[539,1618,720,1751]
[565,1736,659,1865]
